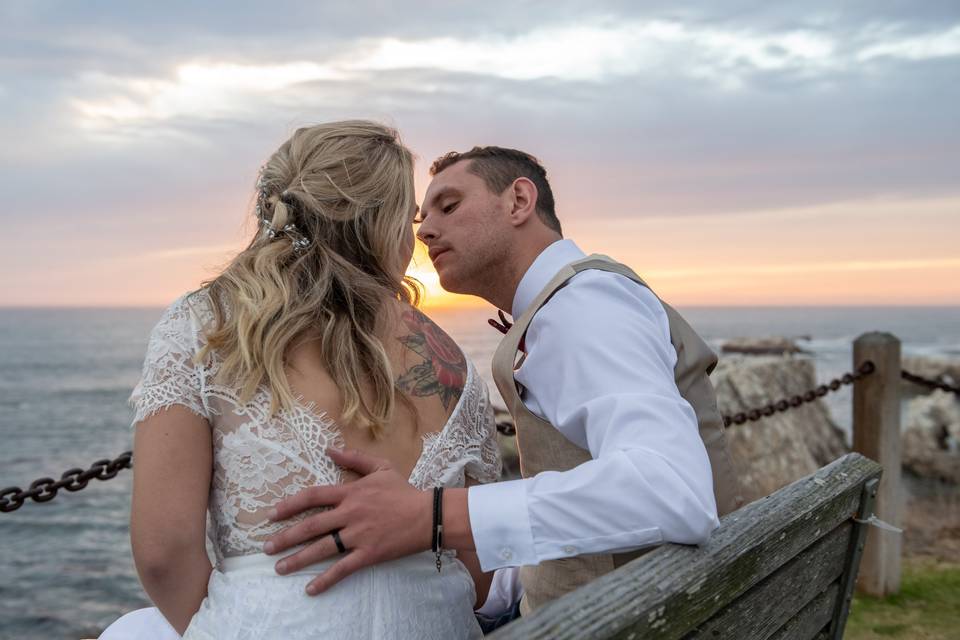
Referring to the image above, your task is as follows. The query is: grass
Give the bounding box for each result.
[844,558,960,639]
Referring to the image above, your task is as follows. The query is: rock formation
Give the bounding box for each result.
[903,390,960,483]
[901,355,960,396]
[712,356,848,502]
[721,336,811,356]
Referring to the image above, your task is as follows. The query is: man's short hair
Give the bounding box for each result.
[430,146,562,235]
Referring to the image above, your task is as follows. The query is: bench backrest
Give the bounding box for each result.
[491,452,883,640]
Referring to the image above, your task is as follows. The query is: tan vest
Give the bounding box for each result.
[491,254,745,614]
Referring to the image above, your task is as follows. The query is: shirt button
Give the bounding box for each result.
[500,548,513,561]
[563,545,577,555]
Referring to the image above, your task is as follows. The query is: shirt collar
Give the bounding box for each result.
[511,239,587,319]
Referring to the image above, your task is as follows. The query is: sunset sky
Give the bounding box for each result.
[2,2,958,308]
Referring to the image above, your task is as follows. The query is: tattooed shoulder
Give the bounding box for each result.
[394,307,467,411]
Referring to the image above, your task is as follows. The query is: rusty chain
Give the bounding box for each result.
[0,451,132,513]
[4,360,957,510]
[721,361,876,427]
[497,361,879,434]
[901,370,960,395]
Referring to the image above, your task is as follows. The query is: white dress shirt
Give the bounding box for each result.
[468,239,719,576]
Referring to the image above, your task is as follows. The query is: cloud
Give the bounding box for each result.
[71,62,349,127]
[857,24,960,60]
[2,4,959,297]
[60,16,960,138]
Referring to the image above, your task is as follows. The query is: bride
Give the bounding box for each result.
[106,121,500,639]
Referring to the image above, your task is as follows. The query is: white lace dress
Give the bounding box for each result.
[127,291,501,640]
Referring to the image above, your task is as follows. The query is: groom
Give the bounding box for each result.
[264,146,744,619]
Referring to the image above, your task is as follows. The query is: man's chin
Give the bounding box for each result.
[437,271,469,296]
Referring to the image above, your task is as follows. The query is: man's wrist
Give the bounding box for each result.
[440,488,475,552]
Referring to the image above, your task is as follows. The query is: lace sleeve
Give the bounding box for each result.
[128,293,211,429]
[463,373,502,484]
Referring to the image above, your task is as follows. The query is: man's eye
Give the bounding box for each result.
[442,202,459,214]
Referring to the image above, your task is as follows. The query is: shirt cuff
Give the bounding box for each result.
[468,478,536,571]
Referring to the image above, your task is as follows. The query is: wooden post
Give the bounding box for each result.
[852,332,902,596]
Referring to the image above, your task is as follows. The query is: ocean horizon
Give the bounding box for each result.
[1,304,959,639]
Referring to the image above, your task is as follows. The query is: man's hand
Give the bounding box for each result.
[263,448,433,595]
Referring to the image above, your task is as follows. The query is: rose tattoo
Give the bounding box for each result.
[395,309,467,410]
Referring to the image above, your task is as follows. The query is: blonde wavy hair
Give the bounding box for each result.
[193,120,420,438]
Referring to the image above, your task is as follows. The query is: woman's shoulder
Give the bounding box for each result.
[148,289,218,345]
[175,288,220,322]
[392,306,501,486]
[391,302,474,412]
[395,303,463,351]
[394,303,470,372]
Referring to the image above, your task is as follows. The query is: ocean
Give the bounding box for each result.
[1,304,958,639]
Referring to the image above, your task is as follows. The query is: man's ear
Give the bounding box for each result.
[507,177,538,227]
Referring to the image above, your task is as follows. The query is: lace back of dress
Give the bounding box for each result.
[131,291,501,565]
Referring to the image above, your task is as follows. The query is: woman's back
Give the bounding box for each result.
[285,299,473,481]
[130,289,499,564]
[129,289,498,639]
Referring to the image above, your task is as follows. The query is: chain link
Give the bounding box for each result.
[493,361,879,436]
[721,361,875,427]
[901,370,960,395]
[0,451,132,513]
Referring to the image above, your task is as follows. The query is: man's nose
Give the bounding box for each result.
[416,218,436,243]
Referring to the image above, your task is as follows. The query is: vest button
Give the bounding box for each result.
[500,548,513,561]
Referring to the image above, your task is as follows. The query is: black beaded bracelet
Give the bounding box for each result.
[432,486,444,573]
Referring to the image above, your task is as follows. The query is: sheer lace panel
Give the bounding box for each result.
[129,291,501,563]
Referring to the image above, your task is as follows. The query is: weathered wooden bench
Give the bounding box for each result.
[491,452,883,640]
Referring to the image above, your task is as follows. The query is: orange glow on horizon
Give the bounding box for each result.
[3,195,958,308]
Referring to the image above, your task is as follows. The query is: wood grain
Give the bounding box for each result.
[491,453,881,640]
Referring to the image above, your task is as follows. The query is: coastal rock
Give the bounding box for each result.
[712,356,848,502]
[903,390,960,483]
[901,355,960,396]
[721,336,810,356]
